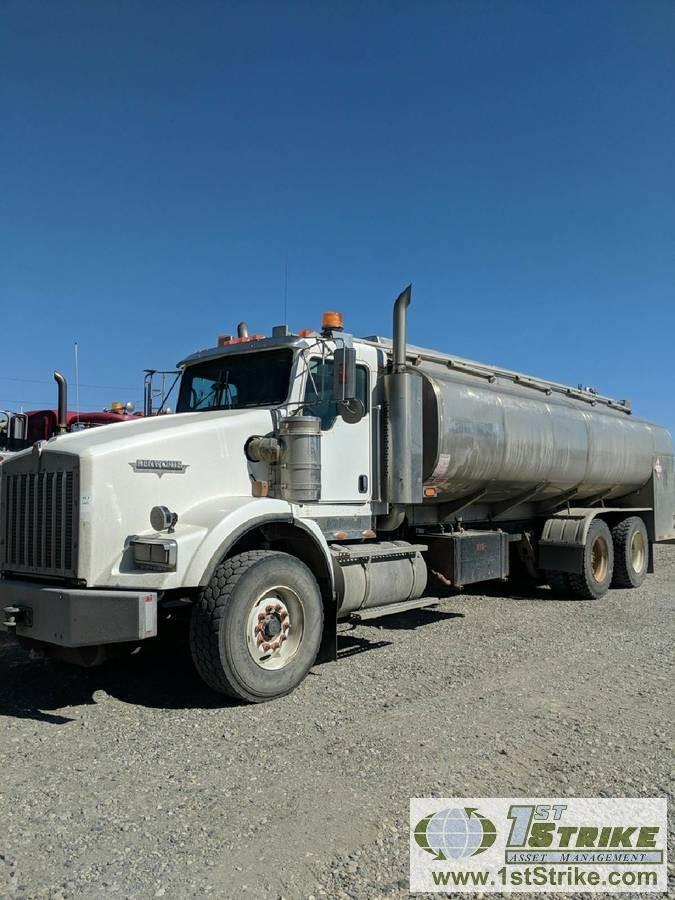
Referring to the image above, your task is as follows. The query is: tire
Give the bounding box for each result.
[190,550,324,702]
[546,571,572,597]
[568,519,614,600]
[611,516,649,588]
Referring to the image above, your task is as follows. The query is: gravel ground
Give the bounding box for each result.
[1,546,673,900]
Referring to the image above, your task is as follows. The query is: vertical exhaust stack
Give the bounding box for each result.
[383,285,423,509]
[144,379,153,417]
[393,285,411,374]
[143,370,155,417]
[53,371,68,434]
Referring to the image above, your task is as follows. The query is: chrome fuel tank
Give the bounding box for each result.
[419,359,672,504]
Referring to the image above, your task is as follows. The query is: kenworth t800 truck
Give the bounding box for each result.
[1,288,674,702]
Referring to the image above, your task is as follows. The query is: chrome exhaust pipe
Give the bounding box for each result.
[392,284,411,374]
[382,283,422,509]
[53,371,68,433]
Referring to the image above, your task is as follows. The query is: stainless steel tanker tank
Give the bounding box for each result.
[416,355,672,505]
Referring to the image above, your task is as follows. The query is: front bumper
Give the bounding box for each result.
[0,580,157,647]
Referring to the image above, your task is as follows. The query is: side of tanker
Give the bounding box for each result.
[367,287,675,602]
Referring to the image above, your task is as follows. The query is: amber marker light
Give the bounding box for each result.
[322,311,344,331]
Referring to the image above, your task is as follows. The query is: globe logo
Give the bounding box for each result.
[414,807,497,860]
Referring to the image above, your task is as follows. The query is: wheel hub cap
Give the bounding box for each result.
[591,536,609,583]
[261,613,282,640]
[630,530,646,573]
[246,587,304,671]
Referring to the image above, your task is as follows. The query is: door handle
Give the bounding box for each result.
[358,474,368,494]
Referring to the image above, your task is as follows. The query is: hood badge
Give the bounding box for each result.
[130,459,189,477]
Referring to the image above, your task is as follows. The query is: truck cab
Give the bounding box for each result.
[176,325,380,511]
[0,317,394,695]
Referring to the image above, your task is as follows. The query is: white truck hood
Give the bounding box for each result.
[40,408,280,588]
[40,408,264,457]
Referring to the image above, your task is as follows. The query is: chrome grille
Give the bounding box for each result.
[1,454,79,579]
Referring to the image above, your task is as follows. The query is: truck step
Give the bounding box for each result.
[349,596,441,622]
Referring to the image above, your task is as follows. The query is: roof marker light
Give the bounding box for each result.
[217,333,265,347]
[322,311,344,331]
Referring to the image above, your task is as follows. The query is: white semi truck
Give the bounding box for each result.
[1,288,674,702]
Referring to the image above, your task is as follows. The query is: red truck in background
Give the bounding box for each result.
[0,371,138,463]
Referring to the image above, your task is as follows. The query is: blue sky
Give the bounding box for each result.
[1,1,674,427]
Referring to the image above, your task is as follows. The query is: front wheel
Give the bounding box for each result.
[190,550,324,702]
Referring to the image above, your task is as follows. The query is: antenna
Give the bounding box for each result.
[74,341,80,425]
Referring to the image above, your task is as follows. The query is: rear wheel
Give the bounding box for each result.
[611,516,648,588]
[190,550,324,702]
[569,519,614,600]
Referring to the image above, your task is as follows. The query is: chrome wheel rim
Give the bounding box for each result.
[630,530,646,574]
[246,586,304,670]
[591,536,609,583]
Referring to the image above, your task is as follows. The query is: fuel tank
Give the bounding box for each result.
[417,356,672,505]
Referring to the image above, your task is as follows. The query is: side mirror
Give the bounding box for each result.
[338,397,365,424]
[333,347,357,402]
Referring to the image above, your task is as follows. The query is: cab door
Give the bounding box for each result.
[302,353,372,503]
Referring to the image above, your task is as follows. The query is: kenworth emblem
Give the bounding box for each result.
[130,459,189,476]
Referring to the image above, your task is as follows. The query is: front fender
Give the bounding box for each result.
[183,496,294,587]
[99,497,294,591]
[192,504,335,594]
[102,496,335,596]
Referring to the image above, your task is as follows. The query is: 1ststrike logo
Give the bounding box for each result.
[414,807,497,860]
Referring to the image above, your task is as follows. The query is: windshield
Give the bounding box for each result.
[177,348,294,413]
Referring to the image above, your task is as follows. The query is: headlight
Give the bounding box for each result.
[150,505,178,532]
[131,538,177,571]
